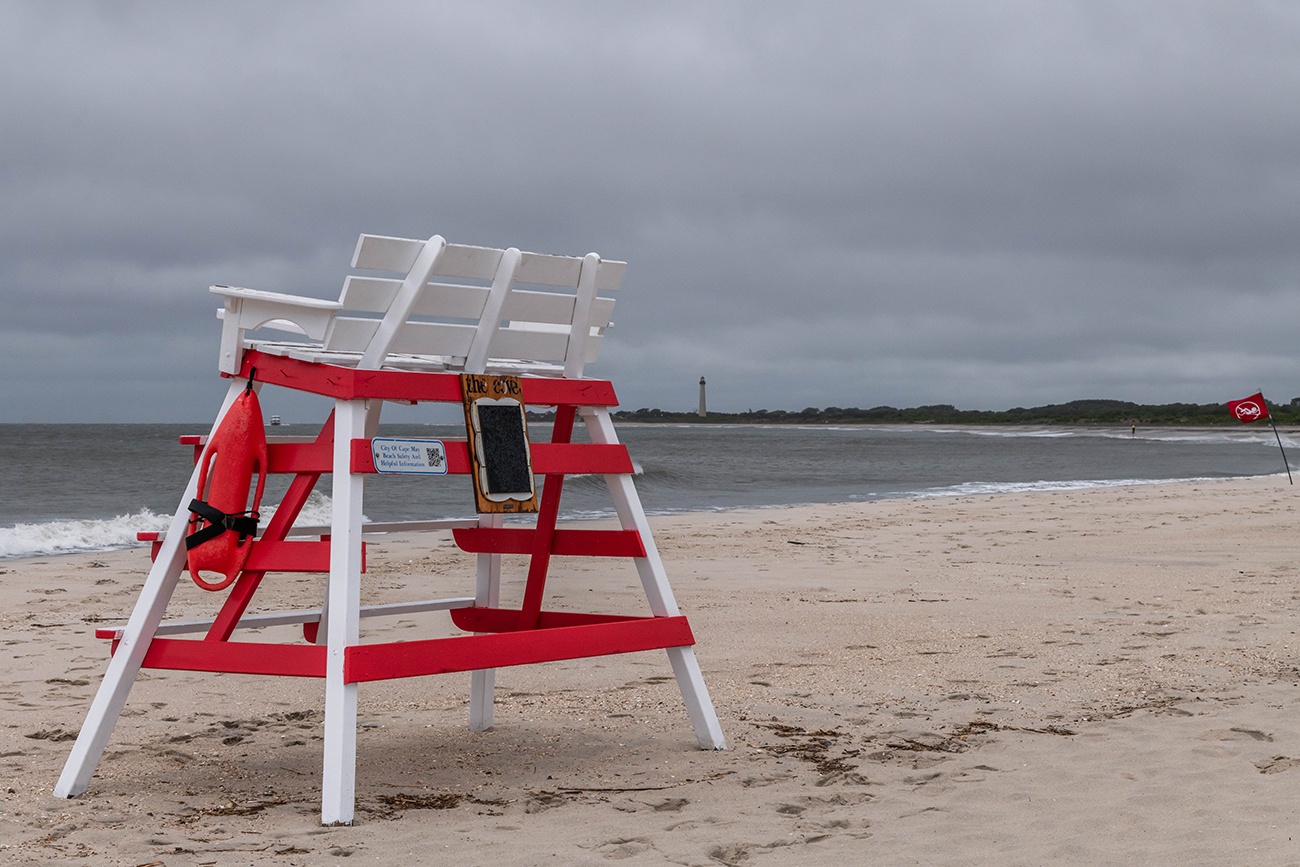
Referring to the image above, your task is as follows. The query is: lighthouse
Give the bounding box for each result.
[698,376,707,417]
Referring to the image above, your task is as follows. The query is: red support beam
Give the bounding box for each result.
[344,615,695,683]
[517,405,576,629]
[238,350,619,407]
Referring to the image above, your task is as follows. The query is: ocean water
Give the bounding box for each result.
[0,422,1292,560]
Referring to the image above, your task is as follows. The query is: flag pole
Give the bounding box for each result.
[1263,392,1293,485]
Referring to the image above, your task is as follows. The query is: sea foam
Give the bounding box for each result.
[0,492,343,561]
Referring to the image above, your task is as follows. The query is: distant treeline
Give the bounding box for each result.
[531,398,1300,426]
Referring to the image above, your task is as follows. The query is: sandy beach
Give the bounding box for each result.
[4,476,1300,865]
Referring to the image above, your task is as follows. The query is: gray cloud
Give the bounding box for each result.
[4,1,1300,421]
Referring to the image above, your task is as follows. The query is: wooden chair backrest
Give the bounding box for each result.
[331,234,624,376]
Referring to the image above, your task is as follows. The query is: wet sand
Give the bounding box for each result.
[3,476,1300,865]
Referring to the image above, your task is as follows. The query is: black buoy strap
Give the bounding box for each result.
[185,499,259,550]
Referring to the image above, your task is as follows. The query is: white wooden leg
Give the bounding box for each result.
[320,399,366,825]
[313,400,379,649]
[468,514,503,732]
[55,381,247,797]
[580,407,727,750]
[666,646,727,749]
[312,401,379,651]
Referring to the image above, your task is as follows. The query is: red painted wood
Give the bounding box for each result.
[240,539,337,573]
[129,637,328,678]
[239,350,619,406]
[452,527,646,558]
[137,532,163,562]
[518,405,575,629]
[179,435,205,464]
[344,615,695,682]
[449,607,673,633]
[266,441,334,474]
[533,443,634,475]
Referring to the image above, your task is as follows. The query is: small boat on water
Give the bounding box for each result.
[269,415,282,426]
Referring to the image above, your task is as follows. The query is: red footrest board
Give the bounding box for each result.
[449,607,652,632]
[452,527,646,557]
[99,612,693,683]
[344,612,695,683]
[117,637,328,678]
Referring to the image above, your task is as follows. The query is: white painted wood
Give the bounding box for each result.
[564,254,601,379]
[354,235,507,280]
[286,346,455,371]
[469,513,504,732]
[341,277,487,317]
[211,287,341,374]
[216,232,623,376]
[340,279,616,325]
[464,248,522,374]
[352,236,625,289]
[487,325,577,364]
[503,291,614,329]
[665,646,727,749]
[517,250,626,291]
[352,234,425,272]
[328,317,476,357]
[55,380,248,798]
[358,236,447,369]
[580,406,727,750]
[96,597,477,639]
[320,398,368,825]
[141,517,477,544]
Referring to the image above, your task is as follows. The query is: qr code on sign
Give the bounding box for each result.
[426,447,445,468]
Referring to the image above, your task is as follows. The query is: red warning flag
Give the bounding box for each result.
[1227,392,1269,424]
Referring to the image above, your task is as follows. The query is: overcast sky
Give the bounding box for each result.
[4,1,1300,422]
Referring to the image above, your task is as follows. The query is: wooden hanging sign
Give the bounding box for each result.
[459,373,538,514]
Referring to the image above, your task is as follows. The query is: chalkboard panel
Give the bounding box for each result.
[460,373,538,513]
[476,403,533,495]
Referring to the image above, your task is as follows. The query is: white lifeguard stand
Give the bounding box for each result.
[54,233,726,825]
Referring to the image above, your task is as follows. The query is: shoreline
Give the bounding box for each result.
[2,470,1287,564]
[4,475,1300,863]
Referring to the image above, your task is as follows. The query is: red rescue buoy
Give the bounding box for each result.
[185,386,269,591]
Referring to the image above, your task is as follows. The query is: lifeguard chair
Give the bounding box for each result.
[54,233,726,824]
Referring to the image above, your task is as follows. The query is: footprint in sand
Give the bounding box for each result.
[1255,756,1300,774]
[651,797,689,813]
[596,837,654,860]
[1199,727,1273,743]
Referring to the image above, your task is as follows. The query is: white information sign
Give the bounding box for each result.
[370,438,449,475]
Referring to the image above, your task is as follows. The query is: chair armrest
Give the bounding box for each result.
[211,285,341,314]
[210,285,342,374]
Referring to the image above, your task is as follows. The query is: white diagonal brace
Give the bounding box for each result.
[55,379,247,798]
